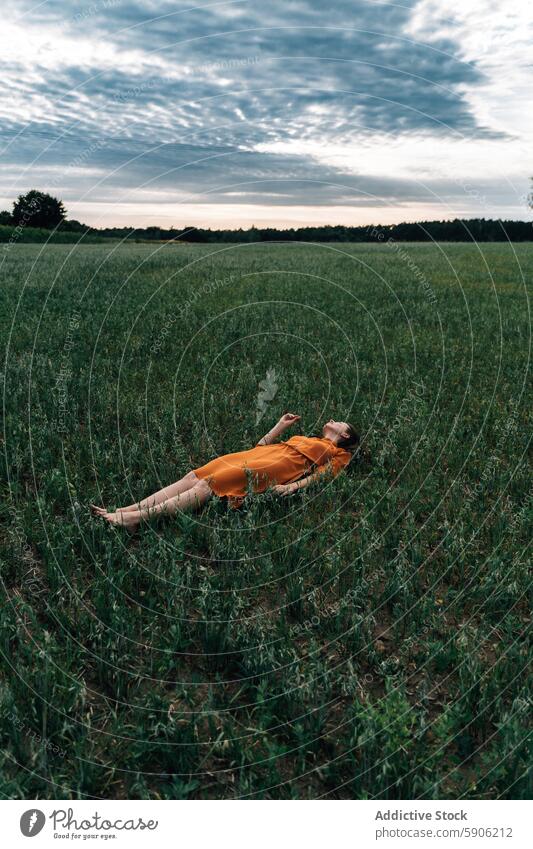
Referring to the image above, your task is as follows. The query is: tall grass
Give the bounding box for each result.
[1,240,531,799]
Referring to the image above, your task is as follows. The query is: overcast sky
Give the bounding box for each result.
[1,0,531,228]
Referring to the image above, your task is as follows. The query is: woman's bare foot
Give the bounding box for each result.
[91,503,140,516]
[101,510,141,528]
[104,503,140,513]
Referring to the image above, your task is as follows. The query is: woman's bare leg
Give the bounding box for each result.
[119,471,201,511]
[92,471,201,514]
[101,479,212,527]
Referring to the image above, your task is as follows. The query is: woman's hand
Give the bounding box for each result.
[257,412,300,447]
[272,482,299,497]
[278,412,301,430]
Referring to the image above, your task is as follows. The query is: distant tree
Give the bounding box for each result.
[0,210,12,225]
[12,190,67,229]
[61,219,86,232]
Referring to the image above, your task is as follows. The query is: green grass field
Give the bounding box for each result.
[1,241,531,799]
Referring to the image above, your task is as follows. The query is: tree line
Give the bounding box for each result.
[1,190,532,242]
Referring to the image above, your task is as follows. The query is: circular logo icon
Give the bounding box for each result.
[20,809,46,837]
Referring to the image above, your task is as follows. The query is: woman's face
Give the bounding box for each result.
[322,419,349,441]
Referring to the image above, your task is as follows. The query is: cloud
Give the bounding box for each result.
[0,0,530,225]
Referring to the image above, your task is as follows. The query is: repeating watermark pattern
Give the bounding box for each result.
[3,708,66,757]
[2,197,40,252]
[53,310,81,434]
[288,586,363,638]
[2,36,530,806]
[377,379,426,465]
[507,487,532,537]
[151,273,238,355]
[70,0,121,23]
[6,501,39,571]
[2,103,151,250]
[367,226,438,307]
[200,55,261,75]
[111,78,159,106]
[459,399,521,518]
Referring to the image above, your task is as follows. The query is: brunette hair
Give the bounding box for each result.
[336,422,360,452]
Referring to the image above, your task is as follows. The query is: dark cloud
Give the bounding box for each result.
[1,0,516,216]
[0,131,509,213]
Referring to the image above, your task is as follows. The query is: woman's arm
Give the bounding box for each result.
[257,412,300,445]
[273,455,349,496]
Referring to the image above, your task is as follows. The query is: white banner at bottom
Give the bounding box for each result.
[1,799,529,848]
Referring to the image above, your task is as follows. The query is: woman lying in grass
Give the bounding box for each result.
[92,413,360,527]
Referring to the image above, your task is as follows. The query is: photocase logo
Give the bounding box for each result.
[20,809,46,837]
[255,368,278,424]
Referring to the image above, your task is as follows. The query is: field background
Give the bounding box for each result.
[1,241,531,799]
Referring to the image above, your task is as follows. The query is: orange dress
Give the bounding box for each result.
[193,435,352,508]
